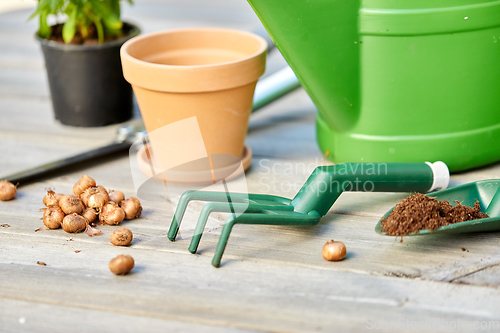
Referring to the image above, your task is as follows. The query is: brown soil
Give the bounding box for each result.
[47,23,132,45]
[381,193,488,236]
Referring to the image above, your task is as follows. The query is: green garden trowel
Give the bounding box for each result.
[168,161,449,267]
[376,179,500,236]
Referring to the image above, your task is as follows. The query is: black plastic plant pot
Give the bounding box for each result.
[36,23,140,127]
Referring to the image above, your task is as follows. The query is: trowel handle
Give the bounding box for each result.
[292,162,450,216]
[342,162,449,193]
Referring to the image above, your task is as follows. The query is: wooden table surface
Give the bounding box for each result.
[1,1,500,332]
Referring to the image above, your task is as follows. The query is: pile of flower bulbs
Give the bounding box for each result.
[41,175,142,234]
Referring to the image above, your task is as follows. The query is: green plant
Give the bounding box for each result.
[30,0,133,44]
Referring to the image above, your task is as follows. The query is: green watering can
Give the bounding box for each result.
[247,0,500,172]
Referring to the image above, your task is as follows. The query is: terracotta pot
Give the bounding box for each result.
[121,28,267,172]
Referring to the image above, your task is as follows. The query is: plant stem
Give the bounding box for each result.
[87,12,104,44]
[80,24,88,39]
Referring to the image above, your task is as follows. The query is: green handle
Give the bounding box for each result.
[291,162,448,216]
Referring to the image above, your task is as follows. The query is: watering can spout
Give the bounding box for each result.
[248,0,361,131]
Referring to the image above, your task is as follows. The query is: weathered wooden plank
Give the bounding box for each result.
[2,0,500,330]
[455,264,500,288]
[0,97,132,136]
[122,0,259,22]
[0,233,499,333]
[0,68,48,99]
[0,298,257,333]
[0,41,43,71]
[247,92,319,160]
[0,135,109,177]
[2,153,500,288]
[122,8,257,27]
[0,97,138,177]
[0,8,37,27]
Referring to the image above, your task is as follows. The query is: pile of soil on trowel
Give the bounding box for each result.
[381,193,488,236]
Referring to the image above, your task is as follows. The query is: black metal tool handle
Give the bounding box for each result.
[4,140,132,185]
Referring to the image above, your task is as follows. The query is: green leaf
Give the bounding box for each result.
[103,14,122,30]
[38,11,51,38]
[49,0,62,12]
[84,8,105,44]
[62,5,78,43]
[30,0,132,43]
[80,23,88,39]
[89,0,122,30]
[28,0,50,21]
[111,0,120,18]
[94,18,104,44]
[28,8,43,21]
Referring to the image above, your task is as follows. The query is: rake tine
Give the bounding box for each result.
[212,212,321,267]
[188,202,249,254]
[167,191,193,241]
[188,203,279,254]
[167,190,251,241]
[212,216,237,268]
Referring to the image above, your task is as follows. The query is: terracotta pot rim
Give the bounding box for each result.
[121,27,267,70]
[120,27,268,92]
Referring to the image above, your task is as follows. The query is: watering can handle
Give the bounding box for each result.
[252,67,300,111]
[291,162,450,216]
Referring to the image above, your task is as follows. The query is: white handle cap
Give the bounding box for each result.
[425,161,450,191]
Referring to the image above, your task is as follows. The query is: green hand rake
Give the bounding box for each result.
[167,162,449,267]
